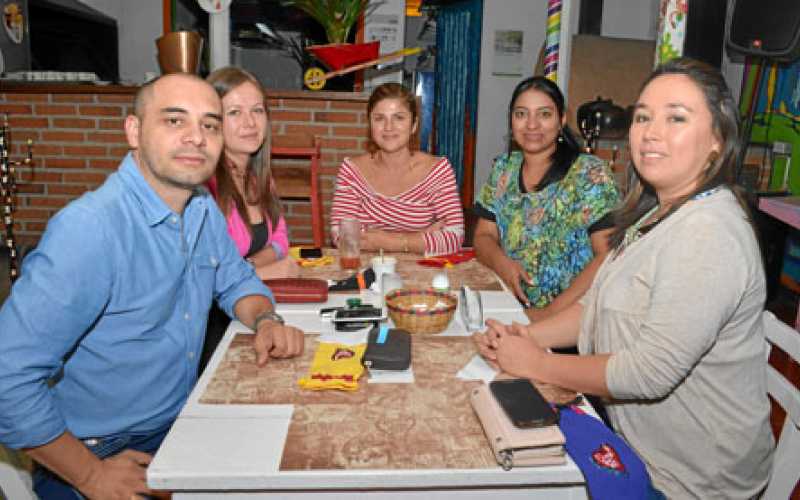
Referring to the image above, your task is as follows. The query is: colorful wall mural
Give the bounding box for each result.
[742,58,800,193]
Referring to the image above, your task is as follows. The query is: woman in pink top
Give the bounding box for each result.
[206,67,297,280]
[199,68,298,373]
[330,83,464,256]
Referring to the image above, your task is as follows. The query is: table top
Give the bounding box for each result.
[148,329,586,492]
[299,249,505,292]
[199,333,578,473]
[759,195,800,230]
[147,257,588,494]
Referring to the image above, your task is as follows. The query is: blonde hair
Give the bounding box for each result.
[206,66,281,229]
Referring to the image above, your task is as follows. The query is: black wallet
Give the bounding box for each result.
[329,268,376,291]
[362,326,411,371]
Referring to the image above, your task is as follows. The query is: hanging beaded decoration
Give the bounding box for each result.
[616,186,723,258]
[0,114,33,283]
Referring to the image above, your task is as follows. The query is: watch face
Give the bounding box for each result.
[196,0,232,14]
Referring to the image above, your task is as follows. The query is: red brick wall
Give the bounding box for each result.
[0,86,368,246]
[268,93,368,245]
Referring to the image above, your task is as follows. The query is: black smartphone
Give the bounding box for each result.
[300,247,323,258]
[335,320,379,332]
[332,307,385,322]
[489,379,558,428]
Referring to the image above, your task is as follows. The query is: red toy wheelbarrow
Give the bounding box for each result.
[303,40,421,90]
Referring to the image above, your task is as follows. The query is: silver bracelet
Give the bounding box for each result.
[253,310,284,330]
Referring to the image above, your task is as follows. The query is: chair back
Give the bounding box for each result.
[762,311,800,499]
[0,461,35,499]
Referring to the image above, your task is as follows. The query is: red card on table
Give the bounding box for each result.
[417,249,476,268]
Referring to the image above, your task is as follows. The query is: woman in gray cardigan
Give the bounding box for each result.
[474,58,774,499]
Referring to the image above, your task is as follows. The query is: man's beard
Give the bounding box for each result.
[139,148,216,191]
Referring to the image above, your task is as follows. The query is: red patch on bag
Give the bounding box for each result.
[331,348,355,361]
[591,443,627,475]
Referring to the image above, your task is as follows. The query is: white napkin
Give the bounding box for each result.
[456,354,498,382]
[367,367,415,384]
[319,327,371,345]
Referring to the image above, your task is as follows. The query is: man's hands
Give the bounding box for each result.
[78,449,153,500]
[472,319,545,380]
[253,320,304,366]
[235,295,305,366]
[26,432,172,500]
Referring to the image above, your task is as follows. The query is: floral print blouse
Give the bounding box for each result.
[476,151,619,307]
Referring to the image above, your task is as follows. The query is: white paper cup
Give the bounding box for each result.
[371,256,397,290]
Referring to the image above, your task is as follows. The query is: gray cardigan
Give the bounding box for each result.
[579,188,774,499]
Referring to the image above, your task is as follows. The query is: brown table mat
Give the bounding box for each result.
[200,334,577,471]
[299,250,504,292]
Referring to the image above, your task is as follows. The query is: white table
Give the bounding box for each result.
[759,196,800,329]
[147,288,589,499]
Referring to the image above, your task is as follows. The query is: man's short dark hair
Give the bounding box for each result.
[133,76,160,119]
[133,73,210,118]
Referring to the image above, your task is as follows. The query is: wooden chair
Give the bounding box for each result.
[271,138,325,248]
[762,311,800,499]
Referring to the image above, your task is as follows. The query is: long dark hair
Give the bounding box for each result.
[366,82,419,154]
[506,76,580,182]
[206,66,280,229]
[609,58,742,249]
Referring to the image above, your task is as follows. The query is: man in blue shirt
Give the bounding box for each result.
[0,73,304,499]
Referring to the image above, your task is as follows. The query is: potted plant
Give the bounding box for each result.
[280,0,370,45]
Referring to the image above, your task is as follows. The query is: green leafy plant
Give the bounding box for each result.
[280,0,370,45]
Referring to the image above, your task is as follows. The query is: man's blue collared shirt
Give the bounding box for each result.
[0,153,272,448]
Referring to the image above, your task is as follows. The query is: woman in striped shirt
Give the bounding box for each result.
[330,83,464,256]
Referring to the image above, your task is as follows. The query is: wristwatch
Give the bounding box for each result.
[253,310,284,330]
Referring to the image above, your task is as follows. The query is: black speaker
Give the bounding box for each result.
[725,0,800,62]
[684,0,728,68]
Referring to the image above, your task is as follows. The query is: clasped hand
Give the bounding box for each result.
[472,319,546,379]
[253,321,304,366]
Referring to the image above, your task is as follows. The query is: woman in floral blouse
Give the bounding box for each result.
[474,76,619,321]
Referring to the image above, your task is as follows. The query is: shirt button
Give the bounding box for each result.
[171,216,178,224]
[188,351,195,359]
[184,313,190,320]
[210,257,218,266]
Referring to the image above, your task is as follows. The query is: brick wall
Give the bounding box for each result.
[0,85,369,246]
[268,93,368,245]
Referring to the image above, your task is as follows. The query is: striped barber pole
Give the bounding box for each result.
[544,0,562,82]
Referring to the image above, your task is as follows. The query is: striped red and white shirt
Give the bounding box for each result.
[330,157,465,256]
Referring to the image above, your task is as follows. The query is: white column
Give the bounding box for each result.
[209,9,230,71]
[363,0,406,91]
